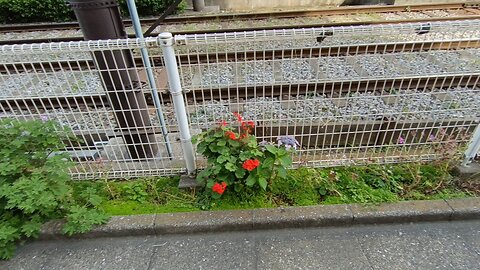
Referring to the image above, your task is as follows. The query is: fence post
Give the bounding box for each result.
[158,32,196,175]
[462,125,480,167]
[126,0,173,159]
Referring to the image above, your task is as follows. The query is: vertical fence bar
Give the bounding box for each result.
[462,125,480,166]
[159,32,196,174]
[126,0,173,159]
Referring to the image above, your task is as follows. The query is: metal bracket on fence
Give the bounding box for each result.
[462,124,480,167]
[158,32,196,175]
[143,0,183,36]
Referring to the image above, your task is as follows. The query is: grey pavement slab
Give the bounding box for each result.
[149,233,256,270]
[353,221,480,270]
[254,228,372,270]
[2,220,480,270]
[0,236,157,270]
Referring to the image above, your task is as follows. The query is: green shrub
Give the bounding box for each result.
[0,0,74,23]
[0,0,184,24]
[0,119,109,260]
[118,0,185,17]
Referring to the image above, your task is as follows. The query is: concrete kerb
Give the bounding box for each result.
[39,198,480,240]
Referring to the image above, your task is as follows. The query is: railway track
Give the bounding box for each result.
[0,2,480,45]
[0,3,477,33]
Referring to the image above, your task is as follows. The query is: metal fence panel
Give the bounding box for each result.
[0,38,186,179]
[1,20,479,179]
[174,20,480,168]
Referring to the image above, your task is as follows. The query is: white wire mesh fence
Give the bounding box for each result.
[1,20,479,179]
[0,38,186,179]
[175,20,480,168]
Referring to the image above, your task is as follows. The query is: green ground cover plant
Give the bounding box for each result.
[0,119,109,260]
[68,113,477,216]
[69,162,476,217]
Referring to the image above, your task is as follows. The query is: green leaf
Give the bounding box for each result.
[262,157,275,169]
[235,168,246,179]
[277,166,287,179]
[217,140,226,147]
[63,206,110,236]
[225,162,237,172]
[228,140,241,147]
[246,175,256,187]
[20,218,42,238]
[264,145,277,154]
[258,177,268,191]
[216,155,229,164]
[239,151,252,161]
[279,155,292,167]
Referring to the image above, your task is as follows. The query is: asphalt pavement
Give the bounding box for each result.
[1,220,479,270]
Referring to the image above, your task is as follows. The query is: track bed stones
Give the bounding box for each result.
[336,92,393,121]
[188,100,235,126]
[292,94,338,123]
[241,61,275,84]
[200,63,236,86]
[393,53,446,75]
[389,90,446,120]
[318,56,359,79]
[432,50,480,73]
[354,54,403,77]
[280,59,316,82]
[243,97,289,124]
[0,71,104,97]
[0,73,36,97]
[0,51,90,63]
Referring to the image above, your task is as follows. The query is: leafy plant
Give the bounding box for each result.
[0,0,186,24]
[193,113,293,208]
[0,119,109,260]
[121,182,149,203]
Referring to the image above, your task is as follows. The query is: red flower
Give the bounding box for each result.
[242,159,260,171]
[241,121,255,130]
[212,182,227,195]
[225,131,237,140]
[233,112,243,122]
[220,120,228,127]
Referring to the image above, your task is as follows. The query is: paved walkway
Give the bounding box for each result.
[1,220,479,270]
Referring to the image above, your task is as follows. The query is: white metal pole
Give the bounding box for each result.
[462,125,480,166]
[158,32,196,174]
[126,0,173,159]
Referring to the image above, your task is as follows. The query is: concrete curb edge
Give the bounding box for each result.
[39,197,480,240]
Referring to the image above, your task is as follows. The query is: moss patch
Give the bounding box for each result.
[72,162,477,216]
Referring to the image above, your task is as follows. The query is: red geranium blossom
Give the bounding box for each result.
[241,121,255,131]
[225,131,237,140]
[212,182,227,195]
[220,120,228,127]
[233,112,243,122]
[242,159,260,171]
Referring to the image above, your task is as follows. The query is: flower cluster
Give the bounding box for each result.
[194,112,294,206]
[242,159,260,171]
[212,182,227,195]
[277,136,300,150]
[225,131,237,140]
